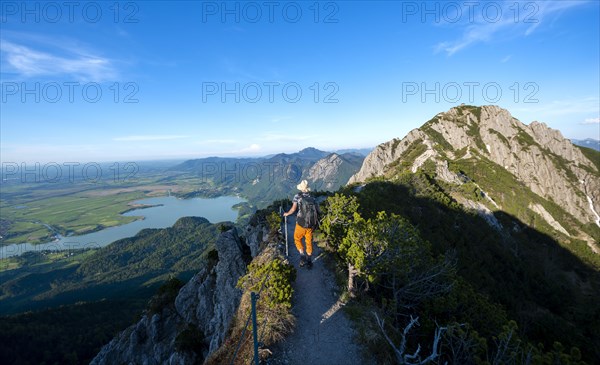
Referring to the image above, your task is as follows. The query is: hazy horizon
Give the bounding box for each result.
[0,128,598,165]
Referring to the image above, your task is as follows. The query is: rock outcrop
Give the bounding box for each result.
[245,223,269,258]
[349,105,599,249]
[90,228,249,365]
[349,129,428,184]
[308,152,365,191]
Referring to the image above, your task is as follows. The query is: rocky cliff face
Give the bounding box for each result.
[349,105,600,250]
[348,129,428,184]
[308,153,365,191]
[90,228,252,365]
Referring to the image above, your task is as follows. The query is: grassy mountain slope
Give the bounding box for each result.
[352,105,600,257]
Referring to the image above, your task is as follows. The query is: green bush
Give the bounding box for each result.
[320,193,359,251]
[238,258,296,309]
[147,277,184,315]
[218,223,234,232]
[209,247,296,365]
[266,211,283,234]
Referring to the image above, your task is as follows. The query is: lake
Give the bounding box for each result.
[0,196,245,259]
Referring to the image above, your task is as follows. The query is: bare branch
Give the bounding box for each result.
[373,313,446,365]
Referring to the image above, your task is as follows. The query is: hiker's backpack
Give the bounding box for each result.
[297,194,319,229]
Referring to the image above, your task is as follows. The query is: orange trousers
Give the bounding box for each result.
[293,223,314,256]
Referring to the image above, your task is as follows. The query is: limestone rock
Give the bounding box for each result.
[309,153,364,191]
[349,105,600,242]
[91,228,249,365]
[349,129,428,184]
[245,224,269,257]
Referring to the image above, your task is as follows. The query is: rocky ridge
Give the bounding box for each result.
[349,105,599,250]
[308,152,365,191]
[90,227,256,365]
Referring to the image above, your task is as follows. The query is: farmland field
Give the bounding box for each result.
[0,168,218,246]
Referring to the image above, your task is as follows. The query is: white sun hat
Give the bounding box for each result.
[296,180,310,192]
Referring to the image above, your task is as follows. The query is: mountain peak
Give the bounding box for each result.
[349,105,600,245]
[298,147,327,155]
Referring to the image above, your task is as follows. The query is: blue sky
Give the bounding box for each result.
[1,0,599,163]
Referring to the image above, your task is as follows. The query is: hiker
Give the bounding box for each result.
[283,180,319,267]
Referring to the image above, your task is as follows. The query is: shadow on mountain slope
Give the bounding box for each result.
[344,180,600,363]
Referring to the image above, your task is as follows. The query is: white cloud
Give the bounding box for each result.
[235,144,262,153]
[0,37,117,81]
[113,135,189,142]
[434,1,588,56]
[582,118,600,125]
[501,55,512,63]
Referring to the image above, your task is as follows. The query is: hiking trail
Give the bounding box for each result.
[270,217,372,365]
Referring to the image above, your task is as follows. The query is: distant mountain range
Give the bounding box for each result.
[334,148,373,156]
[168,147,365,206]
[572,138,600,151]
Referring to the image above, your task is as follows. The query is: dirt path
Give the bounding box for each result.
[271,217,370,365]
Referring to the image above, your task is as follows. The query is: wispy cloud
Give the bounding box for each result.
[434,1,588,56]
[501,55,512,63]
[0,34,117,81]
[581,118,600,125]
[269,116,293,123]
[113,135,189,142]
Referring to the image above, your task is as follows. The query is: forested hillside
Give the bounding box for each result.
[0,216,221,365]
